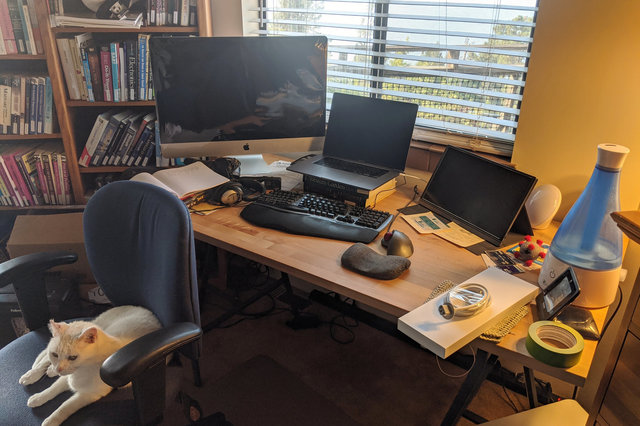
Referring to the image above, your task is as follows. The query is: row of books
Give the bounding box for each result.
[57,33,155,102]
[46,0,197,28]
[79,109,157,168]
[0,142,72,206]
[0,73,56,135]
[147,0,198,27]
[0,0,43,56]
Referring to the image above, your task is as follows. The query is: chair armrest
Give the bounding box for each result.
[0,251,78,289]
[100,322,202,388]
[0,251,78,330]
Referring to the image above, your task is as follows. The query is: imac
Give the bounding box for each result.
[149,36,328,159]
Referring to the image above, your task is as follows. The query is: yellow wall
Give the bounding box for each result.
[512,0,640,217]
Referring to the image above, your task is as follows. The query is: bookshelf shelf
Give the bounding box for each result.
[0,54,47,61]
[0,134,62,141]
[79,166,129,174]
[52,26,198,34]
[66,100,156,107]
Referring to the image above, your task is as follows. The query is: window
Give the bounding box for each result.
[254,0,538,156]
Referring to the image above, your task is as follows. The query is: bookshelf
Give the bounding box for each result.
[32,0,213,204]
[0,0,67,210]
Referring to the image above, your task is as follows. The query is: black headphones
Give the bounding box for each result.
[206,177,265,206]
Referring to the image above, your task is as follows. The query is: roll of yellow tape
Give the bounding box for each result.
[525,321,584,368]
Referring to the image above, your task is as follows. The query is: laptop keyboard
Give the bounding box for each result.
[314,157,388,178]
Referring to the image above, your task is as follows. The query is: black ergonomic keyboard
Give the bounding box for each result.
[314,157,387,178]
[240,190,393,243]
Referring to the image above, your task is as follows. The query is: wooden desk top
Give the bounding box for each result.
[190,170,603,387]
[191,178,486,317]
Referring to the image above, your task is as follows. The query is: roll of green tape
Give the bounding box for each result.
[525,321,584,368]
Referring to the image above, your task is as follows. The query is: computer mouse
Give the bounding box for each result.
[381,230,414,258]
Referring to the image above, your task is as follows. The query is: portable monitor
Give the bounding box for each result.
[419,146,537,248]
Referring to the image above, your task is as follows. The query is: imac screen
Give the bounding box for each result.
[419,146,537,246]
[149,36,328,157]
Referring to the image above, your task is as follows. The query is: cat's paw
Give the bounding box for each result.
[27,392,47,407]
[19,369,44,385]
[46,364,57,377]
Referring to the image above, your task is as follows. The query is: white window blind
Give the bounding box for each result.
[253,0,538,156]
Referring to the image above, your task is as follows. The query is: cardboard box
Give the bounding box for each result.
[6,213,96,284]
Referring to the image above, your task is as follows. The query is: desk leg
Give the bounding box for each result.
[523,366,539,409]
[441,349,499,426]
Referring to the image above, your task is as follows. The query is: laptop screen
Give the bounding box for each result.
[323,93,418,171]
[419,146,537,247]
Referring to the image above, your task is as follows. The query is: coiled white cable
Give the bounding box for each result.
[438,283,491,319]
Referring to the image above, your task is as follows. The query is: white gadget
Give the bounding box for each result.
[438,283,491,320]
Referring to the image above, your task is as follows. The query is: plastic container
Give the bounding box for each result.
[539,144,629,308]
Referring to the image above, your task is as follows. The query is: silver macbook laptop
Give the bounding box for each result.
[287,93,418,191]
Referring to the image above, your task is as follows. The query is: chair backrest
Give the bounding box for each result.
[83,181,200,330]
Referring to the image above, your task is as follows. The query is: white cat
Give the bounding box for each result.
[19,305,162,426]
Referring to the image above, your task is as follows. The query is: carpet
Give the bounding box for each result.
[196,355,361,426]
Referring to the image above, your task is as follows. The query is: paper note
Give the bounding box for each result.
[434,222,484,247]
[402,212,449,234]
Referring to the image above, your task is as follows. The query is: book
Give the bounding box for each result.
[90,109,130,166]
[56,37,82,100]
[128,120,154,166]
[10,76,20,134]
[129,161,229,200]
[0,0,18,54]
[86,43,103,101]
[0,76,9,134]
[99,45,113,101]
[78,109,114,167]
[110,111,143,165]
[75,33,95,102]
[102,110,134,165]
[43,77,53,133]
[109,41,120,102]
[397,267,538,359]
[67,37,88,101]
[122,112,154,165]
[51,12,143,28]
[25,0,43,54]
[17,0,33,55]
[125,39,136,100]
[137,34,149,101]
[7,0,26,54]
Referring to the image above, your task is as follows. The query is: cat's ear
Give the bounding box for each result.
[48,320,67,337]
[80,327,98,344]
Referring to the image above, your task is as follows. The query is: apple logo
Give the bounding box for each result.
[243,143,250,151]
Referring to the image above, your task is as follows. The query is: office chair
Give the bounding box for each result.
[0,180,202,425]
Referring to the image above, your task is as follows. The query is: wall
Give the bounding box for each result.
[512,0,640,217]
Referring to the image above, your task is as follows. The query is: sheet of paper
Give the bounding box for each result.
[401,212,449,234]
[151,161,229,199]
[434,222,485,247]
[129,172,179,198]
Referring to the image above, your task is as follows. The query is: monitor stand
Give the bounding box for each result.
[231,154,272,175]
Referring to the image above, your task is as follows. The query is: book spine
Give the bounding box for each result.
[140,133,156,166]
[22,77,29,134]
[60,152,71,204]
[0,156,20,206]
[100,47,113,102]
[79,44,95,102]
[28,76,36,134]
[78,114,107,167]
[3,151,30,205]
[0,78,9,135]
[21,149,43,204]
[0,0,17,54]
[44,76,52,133]
[0,164,11,205]
[189,0,197,26]
[67,38,88,101]
[138,35,147,101]
[180,0,189,26]
[36,77,43,133]
[14,150,37,204]
[0,27,6,55]
[10,76,20,134]
[110,42,120,102]
[56,38,81,100]
[46,152,60,204]
[34,152,49,204]
[127,125,151,166]
[7,0,26,54]
[86,46,103,101]
[18,1,33,55]
[91,119,117,166]
[25,0,42,54]
[118,44,126,101]
[126,39,136,101]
